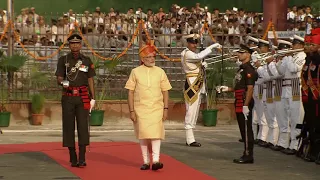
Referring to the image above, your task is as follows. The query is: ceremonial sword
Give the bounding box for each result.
[200,32,209,109]
[244,113,249,156]
[88,108,91,152]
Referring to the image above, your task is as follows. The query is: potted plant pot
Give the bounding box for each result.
[31,114,44,125]
[90,110,105,126]
[0,111,11,127]
[201,109,218,127]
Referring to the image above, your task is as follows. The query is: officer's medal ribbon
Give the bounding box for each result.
[79,65,88,72]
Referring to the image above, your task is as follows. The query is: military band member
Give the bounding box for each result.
[247,36,263,143]
[296,34,312,159]
[277,35,306,155]
[217,44,257,163]
[55,33,96,167]
[125,43,172,170]
[270,39,293,151]
[181,33,222,147]
[300,32,320,162]
[256,39,275,147]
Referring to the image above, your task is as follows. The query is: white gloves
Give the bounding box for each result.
[251,51,261,63]
[242,106,249,117]
[90,99,95,112]
[236,59,242,66]
[216,86,229,93]
[208,43,222,50]
[202,61,208,68]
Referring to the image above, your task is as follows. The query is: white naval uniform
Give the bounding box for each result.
[278,52,306,150]
[256,65,270,142]
[260,62,279,145]
[181,47,213,144]
[253,66,267,140]
[266,61,283,145]
[274,55,290,148]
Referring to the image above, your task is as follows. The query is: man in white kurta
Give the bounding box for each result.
[181,33,222,147]
[125,44,172,171]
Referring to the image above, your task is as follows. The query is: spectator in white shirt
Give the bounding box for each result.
[305,6,313,19]
[287,5,297,20]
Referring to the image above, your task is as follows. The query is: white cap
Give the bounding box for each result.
[258,39,269,45]
[277,39,292,46]
[247,36,259,43]
[183,33,200,40]
[292,35,304,43]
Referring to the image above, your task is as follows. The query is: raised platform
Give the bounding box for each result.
[4,99,236,126]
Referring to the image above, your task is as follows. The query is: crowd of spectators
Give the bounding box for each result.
[0,3,319,52]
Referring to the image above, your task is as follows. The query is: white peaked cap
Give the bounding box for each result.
[278,39,292,46]
[183,33,200,39]
[293,35,304,42]
[247,36,259,43]
[258,39,269,45]
[277,39,292,46]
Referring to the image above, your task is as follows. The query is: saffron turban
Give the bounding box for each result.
[139,41,156,58]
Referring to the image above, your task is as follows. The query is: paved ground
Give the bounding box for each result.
[0,124,319,180]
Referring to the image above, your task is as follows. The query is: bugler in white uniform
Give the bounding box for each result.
[269,39,293,151]
[181,33,221,147]
[255,39,272,147]
[277,35,306,154]
[247,36,264,142]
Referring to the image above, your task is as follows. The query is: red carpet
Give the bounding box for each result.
[0,142,216,180]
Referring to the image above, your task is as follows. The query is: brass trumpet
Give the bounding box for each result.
[257,48,305,57]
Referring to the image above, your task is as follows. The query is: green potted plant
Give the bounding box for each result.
[29,65,49,125]
[202,60,238,126]
[201,65,221,127]
[89,56,123,126]
[0,53,28,127]
[30,93,45,125]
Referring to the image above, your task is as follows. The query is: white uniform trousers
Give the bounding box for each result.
[278,97,304,150]
[184,77,204,144]
[274,100,283,146]
[264,102,279,145]
[253,95,266,140]
[252,105,258,140]
[255,99,268,141]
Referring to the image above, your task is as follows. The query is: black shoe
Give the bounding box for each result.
[186,142,201,147]
[265,142,273,148]
[254,139,260,144]
[281,148,297,155]
[233,155,254,164]
[78,161,87,167]
[258,141,269,147]
[304,155,316,162]
[239,139,244,142]
[270,145,285,151]
[315,153,320,164]
[140,164,150,170]
[152,162,163,171]
[68,147,78,167]
[78,145,87,167]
